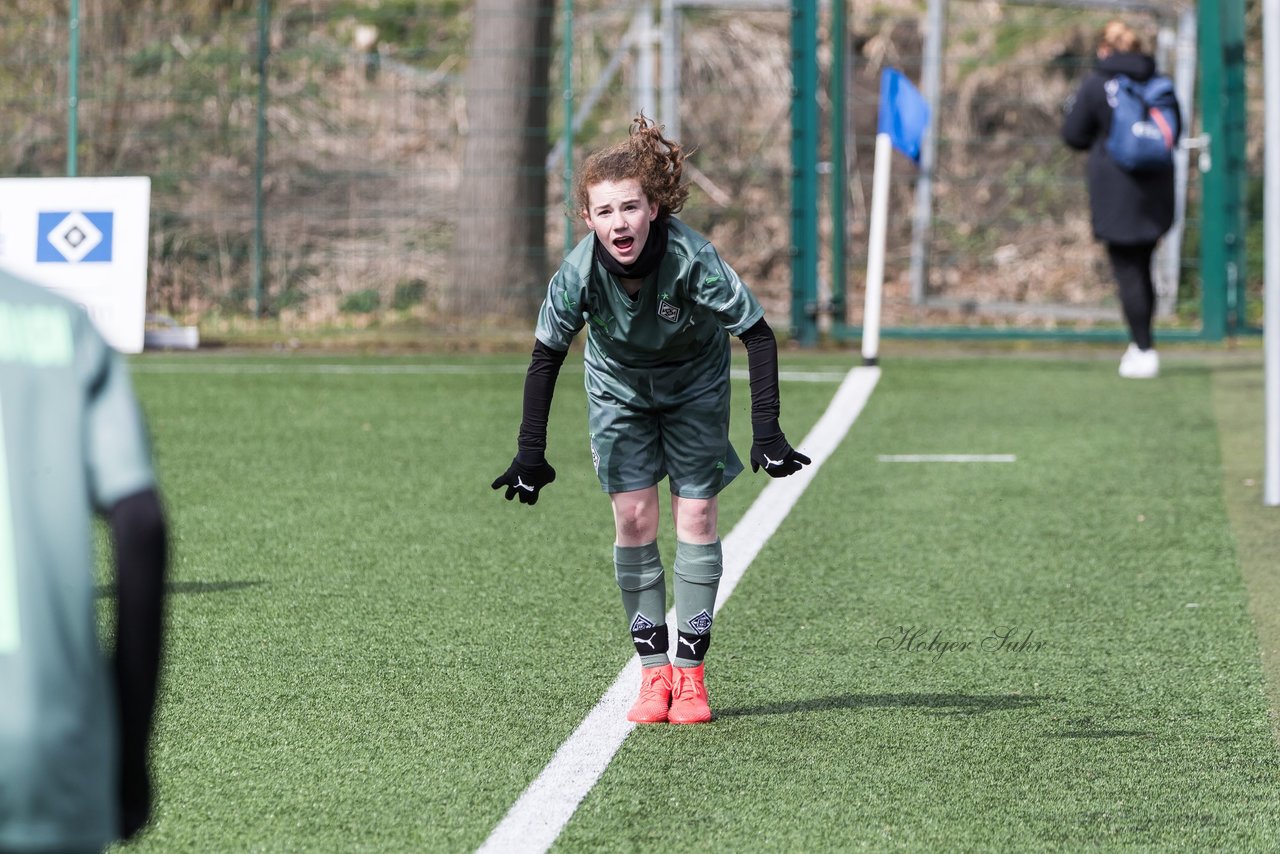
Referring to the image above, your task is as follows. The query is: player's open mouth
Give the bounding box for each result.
[613,236,635,253]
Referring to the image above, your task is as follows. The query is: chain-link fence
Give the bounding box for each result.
[0,0,1264,337]
[842,1,1187,333]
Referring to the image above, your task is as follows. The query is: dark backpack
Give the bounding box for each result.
[1105,74,1179,172]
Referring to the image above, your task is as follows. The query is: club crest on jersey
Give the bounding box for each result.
[657,296,680,323]
[630,613,656,633]
[688,609,713,635]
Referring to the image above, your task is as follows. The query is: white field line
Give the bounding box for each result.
[129,362,528,375]
[128,362,846,383]
[749,369,849,383]
[477,366,882,854]
[877,454,1017,463]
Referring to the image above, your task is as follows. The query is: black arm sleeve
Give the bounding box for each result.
[516,340,569,463]
[110,487,168,838]
[737,318,781,432]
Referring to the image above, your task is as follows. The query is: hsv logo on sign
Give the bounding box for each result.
[37,211,114,263]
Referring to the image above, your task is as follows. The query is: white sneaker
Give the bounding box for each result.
[1118,344,1159,379]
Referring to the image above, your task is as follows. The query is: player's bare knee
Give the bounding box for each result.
[613,501,657,542]
[673,499,716,542]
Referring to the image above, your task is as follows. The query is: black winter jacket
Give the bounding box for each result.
[1060,51,1179,246]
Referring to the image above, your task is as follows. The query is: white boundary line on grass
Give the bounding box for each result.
[877,454,1016,463]
[477,366,881,854]
[128,362,847,383]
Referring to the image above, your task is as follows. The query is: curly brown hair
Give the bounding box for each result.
[573,113,690,220]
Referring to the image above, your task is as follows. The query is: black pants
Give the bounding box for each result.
[1106,242,1157,351]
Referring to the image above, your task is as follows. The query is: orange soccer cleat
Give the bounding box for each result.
[627,663,673,724]
[667,662,712,724]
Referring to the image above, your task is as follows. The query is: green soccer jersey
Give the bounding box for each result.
[535,217,765,381]
[0,270,156,852]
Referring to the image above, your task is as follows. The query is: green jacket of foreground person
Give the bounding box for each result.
[0,268,168,852]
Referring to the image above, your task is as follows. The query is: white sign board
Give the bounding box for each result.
[0,177,151,353]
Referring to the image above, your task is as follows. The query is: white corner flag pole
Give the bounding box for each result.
[1264,0,1279,506]
[862,132,893,366]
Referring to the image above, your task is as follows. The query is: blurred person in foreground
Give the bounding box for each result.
[492,114,809,724]
[1061,19,1180,379]
[0,268,168,851]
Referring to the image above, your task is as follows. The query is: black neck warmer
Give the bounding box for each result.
[593,218,669,282]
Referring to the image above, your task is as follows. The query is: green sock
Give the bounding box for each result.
[673,539,722,667]
[614,542,669,668]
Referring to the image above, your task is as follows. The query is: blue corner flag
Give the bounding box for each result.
[878,68,930,163]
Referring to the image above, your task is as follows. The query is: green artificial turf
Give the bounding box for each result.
[101,351,1280,852]
[1212,365,1280,746]
[106,353,832,851]
[559,357,1280,852]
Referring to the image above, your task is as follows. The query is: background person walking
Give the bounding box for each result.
[1062,19,1181,379]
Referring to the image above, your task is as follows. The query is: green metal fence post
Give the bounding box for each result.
[252,0,270,319]
[790,0,819,346]
[1221,0,1248,333]
[829,0,847,329]
[67,0,80,176]
[1198,0,1247,340]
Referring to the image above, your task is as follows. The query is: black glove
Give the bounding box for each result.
[749,420,811,478]
[492,454,557,505]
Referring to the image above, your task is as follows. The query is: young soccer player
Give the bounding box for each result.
[493,115,809,724]
[0,268,168,851]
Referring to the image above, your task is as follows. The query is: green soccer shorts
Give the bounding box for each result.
[585,358,744,499]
